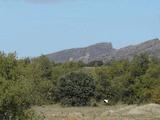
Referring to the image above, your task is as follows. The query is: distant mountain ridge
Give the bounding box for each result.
[46,38,160,63]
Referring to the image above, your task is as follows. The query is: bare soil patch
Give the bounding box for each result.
[33,104,160,120]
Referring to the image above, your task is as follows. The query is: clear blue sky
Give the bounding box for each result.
[0,0,160,57]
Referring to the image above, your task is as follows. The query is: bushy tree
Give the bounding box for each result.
[51,61,83,84]
[151,86,160,104]
[87,60,103,67]
[130,53,150,77]
[0,53,18,80]
[54,72,95,106]
[0,77,33,120]
[93,67,113,101]
[29,55,53,80]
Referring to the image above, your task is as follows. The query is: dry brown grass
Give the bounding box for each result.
[33,104,160,120]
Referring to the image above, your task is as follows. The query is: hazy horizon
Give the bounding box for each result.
[0,0,160,57]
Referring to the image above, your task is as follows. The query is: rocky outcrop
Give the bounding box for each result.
[47,42,115,63]
[46,38,160,63]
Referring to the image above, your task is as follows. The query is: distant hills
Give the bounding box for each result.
[46,38,160,63]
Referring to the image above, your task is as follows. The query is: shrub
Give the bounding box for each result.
[54,72,95,106]
[0,78,33,120]
[151,86,160,104]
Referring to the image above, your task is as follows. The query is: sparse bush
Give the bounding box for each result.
[90,99,98,107]
[23,109,45,120]
[151,86,160,104]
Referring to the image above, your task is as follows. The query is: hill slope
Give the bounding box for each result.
[46,38,160,63]
[47,42,114,63]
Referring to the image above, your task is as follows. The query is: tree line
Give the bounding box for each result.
[0,52,160,119]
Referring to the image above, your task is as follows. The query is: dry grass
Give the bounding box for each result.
[33,103,160,120]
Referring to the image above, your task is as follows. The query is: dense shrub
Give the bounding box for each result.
[0,78,33,120]
[54,72,95,106]
[87,60,103,67]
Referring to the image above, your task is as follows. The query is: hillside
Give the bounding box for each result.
[46,38,160,63]
[47,42,114,63]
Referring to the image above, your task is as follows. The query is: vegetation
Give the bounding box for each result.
[0,52,160,119]
[54,72,95,106]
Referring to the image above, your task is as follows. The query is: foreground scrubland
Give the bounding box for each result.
[0,52,160,119]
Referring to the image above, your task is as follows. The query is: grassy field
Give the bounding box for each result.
[33,103,160,120]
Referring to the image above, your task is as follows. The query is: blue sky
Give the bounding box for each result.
[0,0,160,57]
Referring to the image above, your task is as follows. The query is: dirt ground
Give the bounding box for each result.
[33,103,160,120]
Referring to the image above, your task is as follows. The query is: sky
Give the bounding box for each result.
[0,0,160,57]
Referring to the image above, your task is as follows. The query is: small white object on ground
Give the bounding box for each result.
[104,99,109,104]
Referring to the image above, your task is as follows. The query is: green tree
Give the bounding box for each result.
[130,53,150,77]
[51,61,83,84]
[87,60,103,67]
[25,56,54,105]
[93,67,113,100]
[30,55,53,80]
[0,77,33,120]
[0,52,18,80]
[54,72,95,106]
